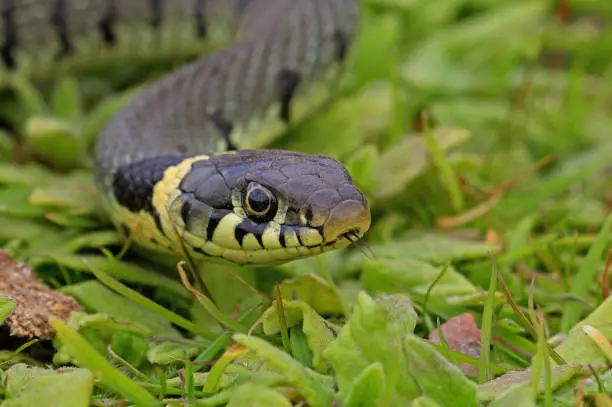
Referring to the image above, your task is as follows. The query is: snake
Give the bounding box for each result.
[1,0,371,266]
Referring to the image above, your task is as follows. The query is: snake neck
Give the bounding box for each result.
[94,0,359,194]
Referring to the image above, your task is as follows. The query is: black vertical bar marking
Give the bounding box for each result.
[235,220,266,248]
[99,0,117,45]
[0,0,16,69]
[206,209,231,242]
[209,110,237,151]
[277,69,301,124]
[50,0,73,58]
[278,225,287,248]
[152,209,166,237]
[332,31,348,62]
[194,0,207,38]
[150,0,163,29]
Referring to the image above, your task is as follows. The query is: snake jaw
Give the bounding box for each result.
[322,199,371,244]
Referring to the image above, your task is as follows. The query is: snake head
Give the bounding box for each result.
[167,149,371,265]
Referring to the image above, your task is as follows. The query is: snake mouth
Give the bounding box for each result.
[321,200,371,244]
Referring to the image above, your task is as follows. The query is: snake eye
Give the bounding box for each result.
[244,183,277,221]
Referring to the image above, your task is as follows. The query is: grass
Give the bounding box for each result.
[1,0,612,406]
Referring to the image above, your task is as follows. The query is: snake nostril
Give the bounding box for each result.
[322,200,371,243]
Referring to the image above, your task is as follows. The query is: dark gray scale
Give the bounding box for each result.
[112,155,186,214]
[193,0,206,38]
[208,110,237,151]
[206,208,232,241]
[49,0,73,58]
[148,0,162,29]
[179,160,233,210]
[276,69,301,123]
[332,30,347,62]
[0,0,16,68]
[98,0,117,45]
[234,218,266,247]
[176,192,213,233]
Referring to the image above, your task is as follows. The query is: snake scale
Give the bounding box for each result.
[1,0,371,266]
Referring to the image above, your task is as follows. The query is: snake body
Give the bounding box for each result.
[2,0,371,265]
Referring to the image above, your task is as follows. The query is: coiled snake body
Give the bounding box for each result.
[2,0,371,265]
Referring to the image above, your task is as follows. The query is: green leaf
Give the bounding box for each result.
[31,254,187,297]
[346,232,499,269]
[477,365,586,402]
[51,77,82,122]
[277,274,345,315]
[561,211,612,331]
[262,300,338,373]
[413,397,443,407]
[279,84,391,158]
[0,128,14,162]
[81,88,139,147]
[0,163,53,186]
[404,335,479,407]
[0,295,16,324]
[557,296,612,364]
[324,292,420,405]
[226,383,291,407]
[373,127,471,199]
[343,362,386,407]
[488,385,536,407]
[147,341,200,365]
[361,258,477,313]
[233,334,335,407]
[9,75,47,116]
[60,281,180,338]
[50,317,157,406]
[2,364,93,407]
[289,325,314,368]
[24,117,83,169]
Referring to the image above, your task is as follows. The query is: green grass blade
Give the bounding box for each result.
[50,317,157,406]
[562,211,612,331]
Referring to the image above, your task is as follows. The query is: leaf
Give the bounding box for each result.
[373,127,471,199]
[561,211,612,331]
[147,341,200,365]
[233,334,335,407]
[61,281,180,338]
[50,317,157,406]
[2,364,93,407]
[0,163,53,186]
[0,186,48,218]
[226,383,291,407]
[557,296,612,365]
[0,294,16,324]
[361,258,478,312]
[488,385,536,407]
[346,232,499,269]
[404,335,479,407]
[9,75,47,116]
[277,274,345,315]
[262,300,338,373]
[323,292,420,405]
[278,84,391,158]
[413,397,443,407]
[28,175,102,216]
[477,365,586,402]
[343,362,386,407]
[31,254,187,297]
[24,116,84,169]
[51,76,82,122]
[81,89,138,147]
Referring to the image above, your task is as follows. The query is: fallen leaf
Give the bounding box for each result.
[0,250,81,340]
[429,313,482,376]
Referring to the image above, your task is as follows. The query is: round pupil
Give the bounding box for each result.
[248,188,270,214]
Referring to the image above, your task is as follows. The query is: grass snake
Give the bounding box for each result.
[1,0,371,265]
